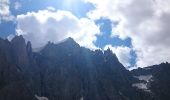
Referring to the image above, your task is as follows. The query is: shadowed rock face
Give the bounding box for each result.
[11,35,29,67]
[0,35,169,100]
[131,63,170,100]
[0,36,40,100]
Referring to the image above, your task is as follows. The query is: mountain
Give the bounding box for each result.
[131,62,170,100]
[0,35,169,100]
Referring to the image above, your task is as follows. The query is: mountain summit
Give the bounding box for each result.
[0,36,170,100]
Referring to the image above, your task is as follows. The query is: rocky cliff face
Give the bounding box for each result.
[0,36,41,100]
[131,62,170,100]
[0,35,169,100]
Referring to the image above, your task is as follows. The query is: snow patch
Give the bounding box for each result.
[132,83,147,90]
[35,94,49,100]
[134,75,152,82]
[132,75,153,92]
[80,97,84,100]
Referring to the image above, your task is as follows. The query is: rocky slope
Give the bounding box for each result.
[131,62,170,100]
[0,35,169,100]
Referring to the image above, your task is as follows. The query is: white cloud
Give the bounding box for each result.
[85,0,170,67]
[16,9,100,49]
[0,0,14,22]
[104,45,131,68]
[47,7,55,11]
[7,34,15,41]
[0,0,10,16]
[14,1,22,10]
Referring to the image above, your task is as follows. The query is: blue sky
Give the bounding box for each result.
[95,18,132,48]
[1,0,169,68]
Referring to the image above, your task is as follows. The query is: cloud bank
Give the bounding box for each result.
[16,8,100,49]
[85,0,170,67]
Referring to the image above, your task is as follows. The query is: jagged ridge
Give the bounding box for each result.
[0,35,169,100]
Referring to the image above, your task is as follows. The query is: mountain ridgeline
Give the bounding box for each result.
[0,35,169,100]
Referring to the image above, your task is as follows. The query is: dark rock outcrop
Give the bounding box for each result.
[0,36,40,100]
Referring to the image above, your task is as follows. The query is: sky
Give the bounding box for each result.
[0,0,170,69]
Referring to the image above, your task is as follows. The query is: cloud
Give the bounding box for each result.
[85,0,170,67]
[14,1,22,10]
[7,34,15,41]
[104,45,131,68]
[0,0,14,22]
[16,8,100,49]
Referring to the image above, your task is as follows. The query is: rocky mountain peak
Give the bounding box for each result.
[59,37,80,48]
[65,37,75,43]
[10,35,29,67]
[11,35,25,45]
[26,41,32,54]
[0,35,170,100]
[104,48,119,62]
